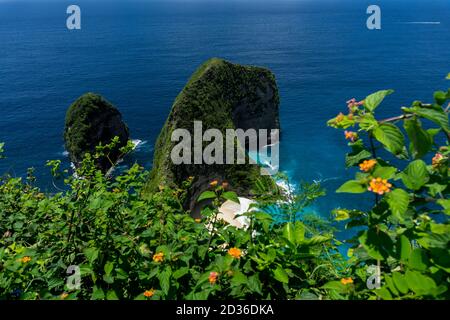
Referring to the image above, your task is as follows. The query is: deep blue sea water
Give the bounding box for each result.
[1,0,449,241]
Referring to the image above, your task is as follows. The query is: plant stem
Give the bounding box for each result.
[379,114,413,124]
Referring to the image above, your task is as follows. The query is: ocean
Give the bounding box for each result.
[1,0,449,241]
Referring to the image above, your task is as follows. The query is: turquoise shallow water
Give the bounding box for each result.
[1,0,449,242]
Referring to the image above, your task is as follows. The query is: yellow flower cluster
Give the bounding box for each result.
[152,252,164,263]
[210,180,219,187]
[359,159,377,172]
[432,153,445,169]
[228,247,242,259]
[208,272,219,285]
[368,178,392,195]
[341,277,353,285]
[344,131,358,142]
[144,289,155,298]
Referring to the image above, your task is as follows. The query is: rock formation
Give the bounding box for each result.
[145,58,280,210]
[64,93,129,172]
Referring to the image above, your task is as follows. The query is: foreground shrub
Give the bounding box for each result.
[0,141,341,300]
[326,84,449,299]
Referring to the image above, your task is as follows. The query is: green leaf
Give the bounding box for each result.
[158,268,171,296]
[345,150,372,167]
[385,275,399,296]
[376,286,393,300]
[83,247,99,264]
[427,128,441,138]
[392,272,409,294]
[364,89,394,112]
[273,267,289,284]
[104,261,114,275]
[221,191,240,204]
[373,123,405,156]
[106,290,119,300]
[372,166,397,179]
[437,199,450,215]
[405,270,437,295]
[294,221,306,245]
[359,114,378,131]
[197,191,216,203]
[283,223,295,244]
[321,281,346,293]
[327,114,355,129]
[359,229,393,261]
[404,106,449,131]
[301,235,331,246]
[400,160,429,191]
[91,286,105,300]
[173,267,189,280]
[426,183,447,197]
[386,189,410,220]
[336,180,367,194]
[434,91,447,105]
[332,209,350,221]
[404,119,433,159]
[397,235,411,262]
[247,275,263,295]
[102,274,114,284]
[408,248,429,271]
[231,271,247,286]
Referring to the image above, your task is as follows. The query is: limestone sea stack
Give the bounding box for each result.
[64,93,129,172]
[145,58,280,210]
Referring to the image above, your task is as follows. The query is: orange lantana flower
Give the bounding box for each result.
[21,256,31,263]
[432,153,446,169]
[60,293,69,300]
[152,252,165,263]
[359,159,377,172]
[144,289,155,298]
[335,112,345,123]
[344,131,358,142]
[368,178,392,195]
[208,272,219,285]
[341,277,354,285]
[210,180,219,187]
[228,247,242,259]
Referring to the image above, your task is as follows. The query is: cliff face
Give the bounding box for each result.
[145,58,280,209]
[64,93,129,172]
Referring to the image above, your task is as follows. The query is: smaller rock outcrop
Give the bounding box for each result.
[64,93,129,172]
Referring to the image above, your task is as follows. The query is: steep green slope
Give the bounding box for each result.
[145,58,280,208]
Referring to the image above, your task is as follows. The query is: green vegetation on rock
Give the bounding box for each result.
[64,93,130,172]
[145,58,280,206]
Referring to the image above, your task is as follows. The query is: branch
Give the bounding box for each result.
[379,114,414,124]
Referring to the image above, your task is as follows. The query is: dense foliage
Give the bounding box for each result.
[326,84,449,299]
[0,83,449,300]
[0,141,341,300]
